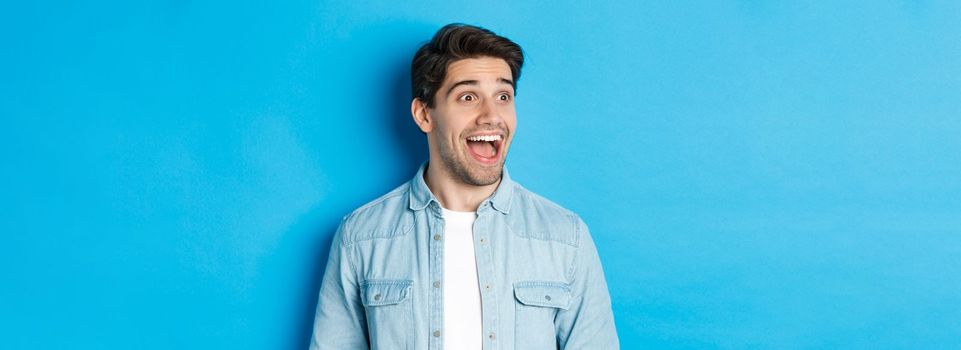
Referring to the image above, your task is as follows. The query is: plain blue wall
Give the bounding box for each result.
[3,1,960,348]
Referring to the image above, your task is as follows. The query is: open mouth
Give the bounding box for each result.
[465,134,503,165]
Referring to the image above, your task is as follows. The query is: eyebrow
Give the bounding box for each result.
[444,78,515,98]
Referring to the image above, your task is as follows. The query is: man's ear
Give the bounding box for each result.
[411,98,433,133]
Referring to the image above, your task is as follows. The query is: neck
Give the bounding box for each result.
[424,162,500,212]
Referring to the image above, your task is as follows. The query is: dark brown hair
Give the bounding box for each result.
[411,23,524,108]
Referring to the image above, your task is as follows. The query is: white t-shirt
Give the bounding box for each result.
[441,208,483,350]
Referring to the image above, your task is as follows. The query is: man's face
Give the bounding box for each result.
[421,57,516,186]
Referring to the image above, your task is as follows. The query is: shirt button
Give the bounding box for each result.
[433,281,441,288]
[545,295,552,301]
[488,332,496,340]
[479,237,487,245]
[373,293,382,301]
[484,283,492,291]
[433,330,441,337]
[433,234,441,241]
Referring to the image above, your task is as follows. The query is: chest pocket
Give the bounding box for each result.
[361,279,413,350]
[513,281,571,348]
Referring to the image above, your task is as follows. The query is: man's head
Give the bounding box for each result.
[410,24,524,187]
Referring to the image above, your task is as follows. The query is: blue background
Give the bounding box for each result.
[3,1,960,348]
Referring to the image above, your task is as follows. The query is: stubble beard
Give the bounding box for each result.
[438,139,503,186]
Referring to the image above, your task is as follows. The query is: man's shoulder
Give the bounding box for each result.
[508,182,586,247]
[338,182,413,244]
[510,183,578,217]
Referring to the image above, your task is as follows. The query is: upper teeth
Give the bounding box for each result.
[467,135,502,142]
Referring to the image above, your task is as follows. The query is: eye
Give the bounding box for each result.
[459,93,477,102]
[498,93,511,101]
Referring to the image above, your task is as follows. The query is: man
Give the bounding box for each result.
[309,23,618,350]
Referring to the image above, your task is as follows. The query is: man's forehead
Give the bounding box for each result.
[443,57,513,85]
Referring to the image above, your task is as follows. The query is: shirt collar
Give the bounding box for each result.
[408,161,514,214]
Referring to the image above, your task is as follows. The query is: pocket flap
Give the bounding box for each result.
[361,279,412,306]
[513,281,572,310]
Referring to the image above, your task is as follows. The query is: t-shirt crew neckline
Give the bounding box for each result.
[440,207,477,219]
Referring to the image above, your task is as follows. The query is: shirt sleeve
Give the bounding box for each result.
[308,217,370,350]
[555,216,620,349]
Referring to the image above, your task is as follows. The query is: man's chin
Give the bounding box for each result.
[460,164,502,187]
[437,150,505,187]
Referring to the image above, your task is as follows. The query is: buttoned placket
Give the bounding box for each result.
[428,203,445,350]
[474,201,500,350]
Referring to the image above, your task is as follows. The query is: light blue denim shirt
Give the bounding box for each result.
[309,163,618,349]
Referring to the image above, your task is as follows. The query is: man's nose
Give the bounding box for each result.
[476,97,503,126]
